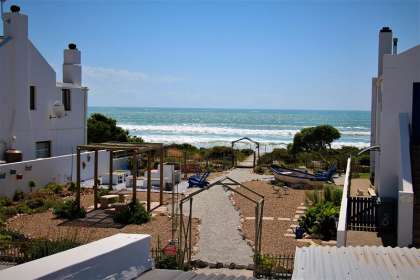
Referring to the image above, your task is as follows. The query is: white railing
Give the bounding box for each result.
[397,113,414,246]
[337,157,352,247]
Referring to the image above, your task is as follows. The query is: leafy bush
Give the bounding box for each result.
[26,198,45,210]
[67,182,76,193]
[305,185,342,206]
[299,201,339,240]
[113,202,150,225]
[15,203,32,214]
[13,190,25,202]
[255,165,264,174]
[43,183,64,195]
[0,196,12,207]
[155,255,178,269]
[22,238,81,262]
[28,180,36,192]
[53,199,86,220]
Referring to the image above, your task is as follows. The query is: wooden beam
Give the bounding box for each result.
[76,148,81,210]
[160,146,164,205]
[132,151,137,203]
[94,150,98,209]
[108,150,113,190]
[147,151,152,212]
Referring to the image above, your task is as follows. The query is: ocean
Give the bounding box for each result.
[88,107,370,151]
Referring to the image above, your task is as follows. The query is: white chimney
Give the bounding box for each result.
[63,43,81,85]
[378,27,392,76]
[3,5,28,40]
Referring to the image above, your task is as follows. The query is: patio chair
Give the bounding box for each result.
[188,171,210,188]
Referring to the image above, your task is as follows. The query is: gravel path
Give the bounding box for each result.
[183,157,273,265]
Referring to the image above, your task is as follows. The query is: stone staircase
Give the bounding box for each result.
[412,144,420,246]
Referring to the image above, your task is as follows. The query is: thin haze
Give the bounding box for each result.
[3,0,420,110]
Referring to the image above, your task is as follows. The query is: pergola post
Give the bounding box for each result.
[94,150,98,209]
[108,150,113,190]
[132,151,137,203]
[147,151,152,212]
[76,148,81,210]
[159,145,164,205]
[183,149,187,179]
[231,142,235,167]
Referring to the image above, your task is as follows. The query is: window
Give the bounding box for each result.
[35,141,51,158]
[62,89,71,111]
[30,86,36,110]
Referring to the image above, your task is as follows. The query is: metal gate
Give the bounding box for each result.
[177,176,264,270]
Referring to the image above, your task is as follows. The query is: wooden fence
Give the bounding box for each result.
[347,196,377,231]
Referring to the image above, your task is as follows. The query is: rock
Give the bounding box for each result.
[247,264,255,270]
[196,259,208,268]
[208,262,217,269]
[236,264,247,269]
[229,262,236,269]
[216,262,224,268]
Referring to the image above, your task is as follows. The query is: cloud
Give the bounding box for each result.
[83,66,183,83]
[82,65,186,106]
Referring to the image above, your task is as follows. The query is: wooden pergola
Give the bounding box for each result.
[75,142,164,212]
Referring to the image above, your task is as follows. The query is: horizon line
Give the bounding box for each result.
[88,105,370,113]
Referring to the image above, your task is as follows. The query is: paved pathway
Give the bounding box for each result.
[183,156,273,265]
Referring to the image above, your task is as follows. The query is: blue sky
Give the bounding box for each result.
[3,0,419,110]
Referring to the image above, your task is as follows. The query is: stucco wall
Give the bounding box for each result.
[377,46,420,198]
[0,11,87,161]
[0,151,129,198]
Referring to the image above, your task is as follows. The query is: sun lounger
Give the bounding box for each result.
[188,171,210,188]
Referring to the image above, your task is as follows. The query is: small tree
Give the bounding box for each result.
[28,180,36,192]
[291,125,340,153]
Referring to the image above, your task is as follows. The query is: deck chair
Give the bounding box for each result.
[188,171,210,188]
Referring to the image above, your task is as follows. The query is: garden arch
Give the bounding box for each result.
[231,137,260,168]
[177,176,264,270]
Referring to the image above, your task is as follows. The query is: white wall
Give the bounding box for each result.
[377,45,420,198]
[0,10,87,161]
[0,233,153,280]
[0,151,129,198]
[397,113,414,246]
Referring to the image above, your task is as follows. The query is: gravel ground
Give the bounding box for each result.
[7,193,199,250]
[232,180,308,255]
[182,165,272,266]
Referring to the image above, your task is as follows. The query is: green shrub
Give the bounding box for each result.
[305,185,342,207]
[0,196,12,207]
[13,190,25,202]
[53,199,86,220]
[67,182,76,193]
[28,180,36,192]
[43,183,64,194]
[113,202,150,225]
[26,198,45,210]
[299,201,339,240]
[255,165,264,174]
[22,238,81,262]
[155,255,178,269]
[16,203,32,214]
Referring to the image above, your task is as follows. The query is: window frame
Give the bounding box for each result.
[35,141,51,159]
[30,85,36,110]
[62,88,71,111]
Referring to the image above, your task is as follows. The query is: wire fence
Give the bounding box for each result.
[254,253,295,280]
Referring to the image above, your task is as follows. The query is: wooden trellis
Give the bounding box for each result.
[231,137,260,169]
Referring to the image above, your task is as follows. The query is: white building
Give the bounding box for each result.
[0,5,88,162]
[370,27,419,246]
